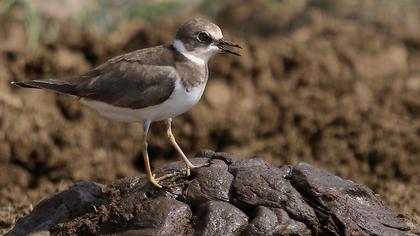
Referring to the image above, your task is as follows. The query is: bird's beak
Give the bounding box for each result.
[216,39,242,56]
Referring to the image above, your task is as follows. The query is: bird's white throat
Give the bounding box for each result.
[173,40,219,65]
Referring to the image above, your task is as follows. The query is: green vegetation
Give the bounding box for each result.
[1,0,419,50]
[0,0,226,49]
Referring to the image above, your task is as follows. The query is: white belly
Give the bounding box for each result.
[82,79,206,122]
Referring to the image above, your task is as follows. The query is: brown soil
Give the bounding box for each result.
[1,1,420,233]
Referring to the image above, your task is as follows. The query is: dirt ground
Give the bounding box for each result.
[1,1,420,233]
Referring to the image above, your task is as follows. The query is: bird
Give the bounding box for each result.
[11,18,242,188]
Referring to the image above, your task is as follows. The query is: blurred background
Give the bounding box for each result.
[1,0,420,232]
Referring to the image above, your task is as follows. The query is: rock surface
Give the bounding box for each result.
[7,151,420,235]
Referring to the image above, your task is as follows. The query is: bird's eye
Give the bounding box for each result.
[197,32,211,43]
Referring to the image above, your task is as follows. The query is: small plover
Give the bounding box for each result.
[11,18,241,188]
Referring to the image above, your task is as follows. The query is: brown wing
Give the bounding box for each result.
[12,47,179,109]
[75,62,178,109]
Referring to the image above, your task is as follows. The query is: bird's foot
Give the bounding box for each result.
[185,162,211,176]
[147,162,212,188]
[154,172,179,181]
[148,174,163,188]
[149,170,187,188]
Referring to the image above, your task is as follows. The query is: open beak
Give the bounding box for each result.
[216,39,242,56]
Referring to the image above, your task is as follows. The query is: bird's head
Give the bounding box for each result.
[173,18,242,65]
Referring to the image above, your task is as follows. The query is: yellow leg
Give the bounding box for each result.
[165,118,209,176]
[142,121,163,188]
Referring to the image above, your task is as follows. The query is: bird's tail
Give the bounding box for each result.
[11,79,78,96]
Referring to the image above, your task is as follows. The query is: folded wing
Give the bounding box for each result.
[12,56,178,109]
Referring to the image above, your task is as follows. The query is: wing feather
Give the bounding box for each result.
[12,46,179,109]
[76,62,178,109]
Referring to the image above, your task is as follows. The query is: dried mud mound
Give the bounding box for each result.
[1,3,420,232]
[8,151,420,235]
